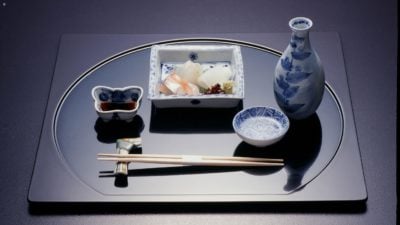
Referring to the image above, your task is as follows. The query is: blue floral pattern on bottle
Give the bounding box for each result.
[280,57,293,71]
[291,51,311,60]
[274,17,325,120]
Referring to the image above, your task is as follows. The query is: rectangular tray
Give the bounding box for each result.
[28,33,367,204]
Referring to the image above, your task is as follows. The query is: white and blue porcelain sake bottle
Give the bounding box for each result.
[274,17,325,120]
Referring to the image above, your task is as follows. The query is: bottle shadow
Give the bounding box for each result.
[233,113,322,192]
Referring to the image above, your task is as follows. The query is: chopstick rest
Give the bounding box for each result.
[114,138,142,175]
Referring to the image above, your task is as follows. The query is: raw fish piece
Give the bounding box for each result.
[163,73,183,94]
[160,73,200,96]
[158,83,173,95]
[175,60,202,84]
[176,82,200,96]
[197,65,232,89]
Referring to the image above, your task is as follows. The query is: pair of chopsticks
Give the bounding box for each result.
[97,153,284,167]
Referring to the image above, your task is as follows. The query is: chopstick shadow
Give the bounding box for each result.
[99,164,281,178]
[99,158,282,188]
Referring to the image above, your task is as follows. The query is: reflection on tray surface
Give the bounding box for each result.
[114,174,129,188]
[94,116,145,143]
[234,114,322,191]
[100,114,322,191]
[149,101,243,133]
[95,118,145,188]
[37,38,352,202]
[283,114,322,191]
[100,166,247,178]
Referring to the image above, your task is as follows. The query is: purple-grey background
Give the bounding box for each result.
[0,0,397,224]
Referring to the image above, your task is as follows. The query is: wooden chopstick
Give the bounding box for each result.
[97,153,284,167]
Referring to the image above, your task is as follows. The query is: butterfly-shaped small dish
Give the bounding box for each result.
[91,85,143,122]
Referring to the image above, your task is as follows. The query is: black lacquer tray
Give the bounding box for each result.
[29,33,367,203]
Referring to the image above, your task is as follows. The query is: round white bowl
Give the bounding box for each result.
[232,106,290,147]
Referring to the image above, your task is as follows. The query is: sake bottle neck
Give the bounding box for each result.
[290,30,311,50]
[288,17,313,50]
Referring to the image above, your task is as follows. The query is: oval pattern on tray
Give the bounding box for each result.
[53,39,344,197]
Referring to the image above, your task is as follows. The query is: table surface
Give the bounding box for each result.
[0,1,397,225]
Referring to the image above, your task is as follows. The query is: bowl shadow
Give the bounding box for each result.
[94,115,145,143]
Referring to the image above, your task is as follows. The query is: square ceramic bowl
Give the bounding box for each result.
[148,45,244,108]
[233,106,290,147]
[91,85,143,122]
